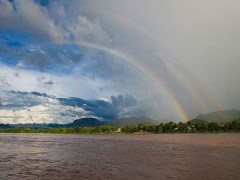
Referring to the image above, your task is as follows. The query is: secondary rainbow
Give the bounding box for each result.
[52,40,189,122]
[87,9,223,113]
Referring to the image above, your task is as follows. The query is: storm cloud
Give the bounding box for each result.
[0,91,141,123]
[1,0,240,123]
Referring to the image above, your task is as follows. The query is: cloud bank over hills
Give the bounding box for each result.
[0,90,157,124]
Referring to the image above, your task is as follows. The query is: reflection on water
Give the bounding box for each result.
[0,134,239,179]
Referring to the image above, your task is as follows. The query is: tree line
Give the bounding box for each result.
[122,118,240,133]
[0,118,240,134]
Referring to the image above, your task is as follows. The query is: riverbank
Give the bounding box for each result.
[0,118,239,134]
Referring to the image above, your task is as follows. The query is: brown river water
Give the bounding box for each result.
[0,133,239,180]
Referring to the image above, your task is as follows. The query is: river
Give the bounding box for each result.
[0,134,239,179]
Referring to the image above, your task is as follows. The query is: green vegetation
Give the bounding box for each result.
[0,118,240,134]
[0,126,120,134]
[104,116,158,127]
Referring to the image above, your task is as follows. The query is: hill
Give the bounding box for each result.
[195,110,240,123]
[68,118,104,127]
[104,116,158,127]
[13,123,64,129]
[1,118,104,128]
[188,119,208,124]
[0,124,13,128]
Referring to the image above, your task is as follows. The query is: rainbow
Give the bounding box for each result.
[52,40,189,122]
[164,61,209,113]
[83,9,223,114]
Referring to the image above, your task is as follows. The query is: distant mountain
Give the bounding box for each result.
[195,110,240,123]
[188,119,208,124]
[13,123,64,129]
[104,116,158,127]
[0,124,13,128]
[1,118,104,128]
[1,116,158,129]
[68,118,104,127]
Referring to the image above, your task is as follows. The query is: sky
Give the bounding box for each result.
[0,0,240,124]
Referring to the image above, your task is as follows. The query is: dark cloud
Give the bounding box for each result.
[58,94,139,120]
[58,97,119,120]
[111,95,137,108]
[0,91,141,121]
[0,91,42,110]
[34,0,49,6]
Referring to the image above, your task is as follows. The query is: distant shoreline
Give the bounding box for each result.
[1,118,240,134]
[0,130,239,135]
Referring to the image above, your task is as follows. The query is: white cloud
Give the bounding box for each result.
[0,104,88,124]
[0,0,62,41]
[0,0,16,28]
[14,0,62,41]
[0,0,112,44]
[0,91,89,124]
[67,16,112,45]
